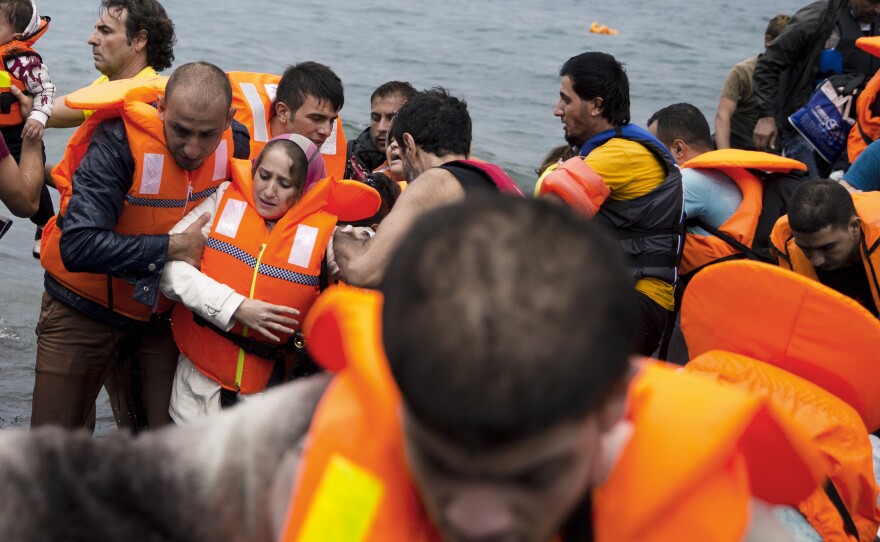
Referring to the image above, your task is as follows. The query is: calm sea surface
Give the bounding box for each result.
[0,0,806,432]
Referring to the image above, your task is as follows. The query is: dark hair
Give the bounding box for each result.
[274,61,344,117]
[344,172,401,227]
[370,81,417,104]
[0,0,31,34]
[165,62,232,111]
[560,52,630,126]
[536,144,578,176]
[253,138,308,195]
[101,0,175,72]
[766,14,791,41]
[646,103,713,152]
[381,197,636,449]
[390,87,471,158]
[788,180,857,233]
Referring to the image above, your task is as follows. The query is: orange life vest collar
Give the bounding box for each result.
[678,149,806,276]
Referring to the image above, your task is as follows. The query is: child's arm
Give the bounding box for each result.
[8,54,54,135]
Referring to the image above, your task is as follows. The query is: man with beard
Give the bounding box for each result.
[34,62,251,430]
[331,87,523,288]
[344,80,416,181]
[536,51,684,356]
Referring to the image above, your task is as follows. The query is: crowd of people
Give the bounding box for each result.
[1,0,880,540]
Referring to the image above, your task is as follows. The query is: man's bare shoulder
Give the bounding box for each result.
[396,166,466,210]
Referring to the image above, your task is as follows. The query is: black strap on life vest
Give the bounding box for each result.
[824,478,859,539]
[192,313,321,408]
[691,219,774,264]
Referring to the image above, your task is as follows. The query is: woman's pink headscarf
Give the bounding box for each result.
[268,133,327,193]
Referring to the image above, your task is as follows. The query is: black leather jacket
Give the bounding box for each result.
[753,0,867,125]
[46,117,250,329]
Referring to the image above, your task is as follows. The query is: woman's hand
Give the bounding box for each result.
[232,299,300,342]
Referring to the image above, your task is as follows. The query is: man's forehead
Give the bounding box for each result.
[99,6,127,26]
[403,405,591,472]
[300,94,339,115]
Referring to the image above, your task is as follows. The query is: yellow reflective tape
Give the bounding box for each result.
[297,455,384,542]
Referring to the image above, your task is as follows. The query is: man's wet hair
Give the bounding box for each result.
[274,61,344,116]
[390,87,471,158]
[381,197,637,450]
[164,62,232,111]
[371,81,417,104]
[647,103,713,153]
[0,0,32,34]
[101,0,176,72]
[560,52,631,126]
[788,180,857,234]
[765,14,791,42]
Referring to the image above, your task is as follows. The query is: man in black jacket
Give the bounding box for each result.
[753,0,880,176]
[343,81,416,181]
[32,62,250,431]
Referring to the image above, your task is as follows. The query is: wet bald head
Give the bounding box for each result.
[164,61,232,112]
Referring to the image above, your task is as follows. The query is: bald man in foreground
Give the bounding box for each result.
[33,62,250,431]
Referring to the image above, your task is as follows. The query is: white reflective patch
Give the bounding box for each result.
[264,83,277,102]
[242,83,270,143]
[140,153,164,194]
[212,139,229,181]
[288,224,319,268]
[215,198,246,239]
[320,120,338,155]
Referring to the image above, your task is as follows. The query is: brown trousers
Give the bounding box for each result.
[31,291,177,430]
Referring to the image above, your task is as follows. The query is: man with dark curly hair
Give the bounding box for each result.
[48,0,175,129]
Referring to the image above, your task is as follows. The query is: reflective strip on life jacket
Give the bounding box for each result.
[170,163,381,392]
[280,287,821,542]
[40,76,234,321]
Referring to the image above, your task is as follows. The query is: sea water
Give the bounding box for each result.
[0,0,806,432]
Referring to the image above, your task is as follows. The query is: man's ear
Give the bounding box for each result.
[402,132,417,156]
[225,106,236,130]
[672,138,687,159]
[132,29,147,53]
[157,95,166,122]
[274,101,291,124]
[850,215,862,236]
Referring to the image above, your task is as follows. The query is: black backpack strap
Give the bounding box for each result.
[692,219,773,264]
[824,479,860,539]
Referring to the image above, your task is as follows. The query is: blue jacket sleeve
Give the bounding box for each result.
[59,118,169,307]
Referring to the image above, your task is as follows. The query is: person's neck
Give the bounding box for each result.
[268,116,286,138]
[107,58,151,81]
[423,152,468,170]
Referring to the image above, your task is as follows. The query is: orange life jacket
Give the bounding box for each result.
[0,16,49,127]
[848,36,880,162]
[40,77,235,322]
[681,259,880,540]
[278,286,821,542]
[679,149,806,276]
[769,192,880,315]
[170,161,380,393]
[227,71,348,179]
[687,351,880,542]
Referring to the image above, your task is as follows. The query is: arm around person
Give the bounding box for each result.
[333,167,466,288]
[0,128,44,217]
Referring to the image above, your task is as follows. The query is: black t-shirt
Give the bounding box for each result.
[816,263,879,317]
[437,161,497,193]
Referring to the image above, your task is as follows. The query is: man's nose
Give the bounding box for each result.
[443,487,518,541]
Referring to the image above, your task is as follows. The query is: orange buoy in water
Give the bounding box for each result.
[590,21,619,35]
